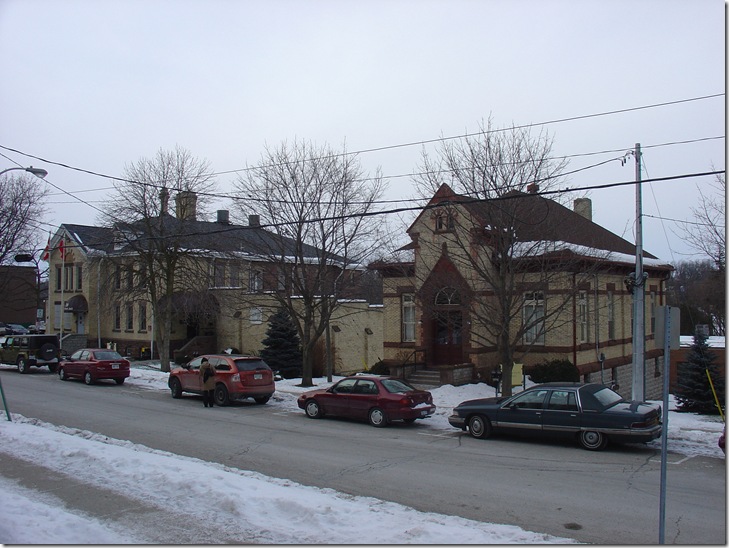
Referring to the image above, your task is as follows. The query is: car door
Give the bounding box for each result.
[67,350,88,377]
[348,379,380,420]
[320,378,357,416]
[180,357,203,392]
[541,389,581,434]
[495,389,549,433]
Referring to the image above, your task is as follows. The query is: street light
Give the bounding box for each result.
[0,166,48,179]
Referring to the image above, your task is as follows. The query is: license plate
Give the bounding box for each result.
[254,373,262,380]
[421,410,429,417]
[111,363,120,369]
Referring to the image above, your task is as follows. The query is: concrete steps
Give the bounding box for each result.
[406,369,441,390]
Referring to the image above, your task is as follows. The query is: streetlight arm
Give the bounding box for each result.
[0,166,48,179]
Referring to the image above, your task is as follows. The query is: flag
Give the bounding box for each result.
[41,233,51,261]
[58,238,65,260]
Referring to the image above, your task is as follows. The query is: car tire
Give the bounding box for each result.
[254,395,270,405]
[59,367,68,381]
[468,415,492,439]
[304,399,322,419]
[368,407,388,427]
[39,343,57,362]
[47,363,58,373]
[84,371,94,385]
[169,378,182,399]
[214,384,230,406]
[579,430,608,451]
[115,378,125,385]
[17,357,28,374]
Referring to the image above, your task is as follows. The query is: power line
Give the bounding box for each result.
[0,93,723,187]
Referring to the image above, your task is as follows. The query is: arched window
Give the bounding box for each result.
[435,287,461,306]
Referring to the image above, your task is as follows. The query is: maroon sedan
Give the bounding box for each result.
[297,375,436,427]
[58,349,130,385]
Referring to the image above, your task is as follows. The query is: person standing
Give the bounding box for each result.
[199,357,216,407]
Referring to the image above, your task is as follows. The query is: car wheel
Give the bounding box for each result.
[169,378,182,399]
[254,395,270,405]
[84,371,94,385]
[115,378,125,385]
[468,415,492,439]
[214,384,230,406]
[47,364,58,373]
[17,357,28,374]
[59,367,68,381]
[368,407,388,427]
[304,399,322,418]
[579,430,608,451]
[39,343,57,362]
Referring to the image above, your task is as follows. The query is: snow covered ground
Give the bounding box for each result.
[0,364,724,544]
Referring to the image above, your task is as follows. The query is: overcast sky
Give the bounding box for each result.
[0,0,724,263]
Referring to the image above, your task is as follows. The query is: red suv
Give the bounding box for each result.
[168,354,275,406]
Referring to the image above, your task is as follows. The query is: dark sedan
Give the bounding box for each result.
[448,382,662,450]
[58,348,131,385]
[297,375,436,427]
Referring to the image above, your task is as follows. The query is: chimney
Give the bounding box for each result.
[175,191,197,221]
[248,214,260,227]
[573,198,592,221]
[160,188,169,215]
[217,210,230,224]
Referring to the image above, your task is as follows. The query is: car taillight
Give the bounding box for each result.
[232,374,240,382]
[400,397,413,406]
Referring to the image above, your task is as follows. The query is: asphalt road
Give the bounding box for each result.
[1,368,725,544]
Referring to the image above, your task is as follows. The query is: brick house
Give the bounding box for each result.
[371,184,673,399]
[44,196,382,374]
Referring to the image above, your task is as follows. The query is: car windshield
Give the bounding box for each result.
[95,351,123,360]
[233,359,271,372]
[381,379,416,394]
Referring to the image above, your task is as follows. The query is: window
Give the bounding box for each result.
[607,291,615,340]
[402,294,416,342]
[75,266,83,290]
[113,304,121,330]
[138,303,147,332]
[435,213,455,231]
[523,291,545,344]
[547,390,578,412]
[578,290,589,343]
[55,267,62,291]
[138,264,148,289]
[64,265,74,291]
[249,269,263,293]
[435,287,460,305]
[250,307,263,324]
[126,268,134,290]
[229,264,241,288]
[650,291,656,334]
[114,265,122,290]
[54,302,62,329]
[126,303,134,331]
[213,262,225,288]
[507,389,548,410]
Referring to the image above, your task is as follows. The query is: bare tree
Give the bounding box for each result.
[0,172,48,266]
[99,146,217,372]
[413,120,612,396]
[678,172,725,271]
[234,140,386,387]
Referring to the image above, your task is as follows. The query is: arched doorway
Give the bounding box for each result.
[431,287,463,365]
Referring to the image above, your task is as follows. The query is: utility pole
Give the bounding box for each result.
[631,143,646,401]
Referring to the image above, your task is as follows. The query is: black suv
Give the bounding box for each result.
[0,334,61,373]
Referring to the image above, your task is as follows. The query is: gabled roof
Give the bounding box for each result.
[409,184,668,266]
[60,214,333,262]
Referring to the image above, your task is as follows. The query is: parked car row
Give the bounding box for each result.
[1,341,665,451]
